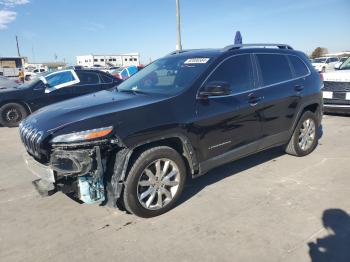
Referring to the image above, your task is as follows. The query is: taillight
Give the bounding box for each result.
[320,73,324,81]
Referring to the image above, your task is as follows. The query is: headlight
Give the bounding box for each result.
[51,126,113,143]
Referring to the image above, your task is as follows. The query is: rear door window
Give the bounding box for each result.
[76,71,100,84]
[100,73,114,83]
[206,54,254,93]
[256,54,293,86]
[288,55,309,77]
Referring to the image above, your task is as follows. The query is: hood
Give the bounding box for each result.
[323,70,350,82]
[0,86,19,92]
[24,90,165,134]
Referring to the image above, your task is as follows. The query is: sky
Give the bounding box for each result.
[0,0,349,65]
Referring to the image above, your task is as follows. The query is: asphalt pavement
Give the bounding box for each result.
[0,114,350,262]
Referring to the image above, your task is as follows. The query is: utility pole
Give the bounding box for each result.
[15,35,21,57]
[176,0,182,51]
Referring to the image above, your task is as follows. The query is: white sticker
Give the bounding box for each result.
[346,92,350,100]
[184,58,210,64]
[323,91,333,99]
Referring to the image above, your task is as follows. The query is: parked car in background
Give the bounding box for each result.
[24,71,38,82]
[312,57,339,73]
[322,57,350,114]
[19,43,323,217]
[334,57,349,69]
[0,76,21,89]
[0,69,122,127]
[111,65,138,80]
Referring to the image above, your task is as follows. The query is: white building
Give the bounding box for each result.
[76,53,140,68]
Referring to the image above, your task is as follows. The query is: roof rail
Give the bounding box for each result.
[222,43,293,52]
[168,49,193,55]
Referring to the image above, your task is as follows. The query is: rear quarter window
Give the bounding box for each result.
[76,71,100,84]
[100,73,114,83]
[256,54,293,86]
[288,55,309,77]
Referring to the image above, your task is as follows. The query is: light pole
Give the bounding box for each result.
[176,0,182,51]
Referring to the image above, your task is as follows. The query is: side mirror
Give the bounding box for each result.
[199,81,231,98]
[334,64,340,70]
[33,83,47,91]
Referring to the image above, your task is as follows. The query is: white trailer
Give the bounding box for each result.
[76,53,140,68]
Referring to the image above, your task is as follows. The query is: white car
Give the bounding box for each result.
[24,72,38,82]
[322,57,350,114]
[312,57,339,73]
[334,57,349,69]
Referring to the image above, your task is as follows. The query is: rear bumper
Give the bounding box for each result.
[324,104,350,114]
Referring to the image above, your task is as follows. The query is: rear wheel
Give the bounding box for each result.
[285,111,318,156]
[0,103,28,127]
[122,146,186,218]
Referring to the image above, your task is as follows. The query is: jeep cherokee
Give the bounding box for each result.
[19,44,323,217]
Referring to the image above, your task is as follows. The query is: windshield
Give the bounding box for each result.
[116,56,212,95]
[340,57,348,62]
[339,57,350,70]
[313,58,327,63]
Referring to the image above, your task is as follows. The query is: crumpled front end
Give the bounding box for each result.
[20,121,131,205]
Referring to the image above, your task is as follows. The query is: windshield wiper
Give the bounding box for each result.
[117,88,147,95]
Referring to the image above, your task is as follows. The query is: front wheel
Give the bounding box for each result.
[122,146,186,218]
[0,103,28,127]
[285,111,319,157]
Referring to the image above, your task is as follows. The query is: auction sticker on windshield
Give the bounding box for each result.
[184,58,210,64]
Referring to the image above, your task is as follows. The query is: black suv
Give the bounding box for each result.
[0,69,121,127]
[19,44,323,217]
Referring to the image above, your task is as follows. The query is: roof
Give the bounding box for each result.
[166,44,297,59]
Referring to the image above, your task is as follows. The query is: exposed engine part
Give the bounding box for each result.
[78,176,105,204]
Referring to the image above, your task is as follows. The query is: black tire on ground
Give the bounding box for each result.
[122,146,186,218]
[285,111,319,157]
[0,103,28,127]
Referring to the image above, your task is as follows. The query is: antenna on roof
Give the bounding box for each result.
[234,31,242,45]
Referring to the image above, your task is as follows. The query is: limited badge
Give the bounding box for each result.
[184,58,210,64]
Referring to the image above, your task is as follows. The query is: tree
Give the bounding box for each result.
[310,47,328,59]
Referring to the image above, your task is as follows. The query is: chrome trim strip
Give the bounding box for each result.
[324,104,350,108]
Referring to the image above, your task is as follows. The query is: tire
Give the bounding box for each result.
[0,103,28,127]
[123,146,186,218]
[285,111,319,157]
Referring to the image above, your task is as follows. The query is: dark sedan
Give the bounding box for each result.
[0,69,122,127]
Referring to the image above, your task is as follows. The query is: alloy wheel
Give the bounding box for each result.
[5,108,21,123]
[137,158,180,210]
[298,118,316,151]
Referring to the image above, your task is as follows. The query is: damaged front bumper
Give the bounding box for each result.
[24,135,132,208]
[25,145,107,204]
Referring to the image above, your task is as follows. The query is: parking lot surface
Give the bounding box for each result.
[0,115,350,262]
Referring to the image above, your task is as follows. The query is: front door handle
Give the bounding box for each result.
[295,85,304,92]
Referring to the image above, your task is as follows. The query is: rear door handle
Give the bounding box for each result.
[248,95,263,106]
[295,85,304,92]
